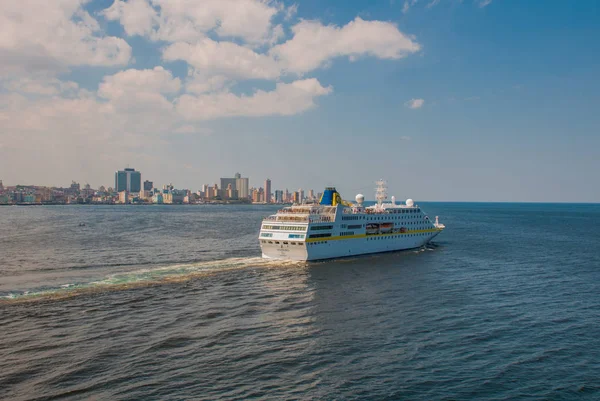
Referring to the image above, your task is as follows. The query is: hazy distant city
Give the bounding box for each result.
[0,168,321,205]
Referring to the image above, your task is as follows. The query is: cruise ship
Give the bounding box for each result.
[259,180,445,261]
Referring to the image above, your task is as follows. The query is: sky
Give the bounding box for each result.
[0,0,599,202]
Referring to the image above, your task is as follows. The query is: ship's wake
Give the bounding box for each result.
[0,257,305,304]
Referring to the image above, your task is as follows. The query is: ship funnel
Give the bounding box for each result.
[319,187,337,205]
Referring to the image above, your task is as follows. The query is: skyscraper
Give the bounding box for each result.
[143,180,153,191]
[220,177,237,194]
[264,179,271,203]
[236,176,249,199]
[115,168,141,192]
[275,190,283,203]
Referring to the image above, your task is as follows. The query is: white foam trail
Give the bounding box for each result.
[1,257,306,303]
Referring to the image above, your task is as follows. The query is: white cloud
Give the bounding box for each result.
[478,0,493,8]
[0,0,132,77]
[0,1,425,186]
[176,78,332,120]
[98,66,181,112]
[103,0,288,45]
[2,78,79,96]
[185,74,231,95]
[405,98,425,109]
[99,66,181,98]
[285,4,299,21]
[403,0,418,14]
[174,125,213,135]
[102,0,158,37]
[270,18,420,74]
[162,39,281,80]
[427,0,441,9]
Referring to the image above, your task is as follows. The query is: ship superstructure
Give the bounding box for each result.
[259,181,445,261]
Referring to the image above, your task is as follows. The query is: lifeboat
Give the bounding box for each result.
[380,223,393,233]
[366,223,379,235]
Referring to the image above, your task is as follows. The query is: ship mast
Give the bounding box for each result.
[375,179,387,207]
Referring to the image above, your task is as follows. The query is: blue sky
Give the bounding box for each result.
[1,0,599,202]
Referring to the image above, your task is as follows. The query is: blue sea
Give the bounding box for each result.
[1,203,599,400]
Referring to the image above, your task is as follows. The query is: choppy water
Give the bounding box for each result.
[1,203,600,400]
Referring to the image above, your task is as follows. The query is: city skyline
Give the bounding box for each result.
[1,1,599,202]
[0,166,327,205]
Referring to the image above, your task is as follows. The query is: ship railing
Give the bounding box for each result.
[308,216,334,223]
[276,216,309,222]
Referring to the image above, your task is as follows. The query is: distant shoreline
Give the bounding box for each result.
[0,202,287,206]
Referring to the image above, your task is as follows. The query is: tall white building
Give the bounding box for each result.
[236,176,249,199]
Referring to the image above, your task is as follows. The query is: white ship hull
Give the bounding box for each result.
[261,230,441,261]
[259,185,445,262]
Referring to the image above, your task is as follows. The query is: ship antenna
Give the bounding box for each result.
[375,179,387,206]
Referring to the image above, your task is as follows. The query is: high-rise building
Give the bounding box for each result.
[308,189,314,200]
[220,177,237,194]
[0,180,3,193]
[264,178,271,203]
[143,180,153,191]
[298,189,304,203]
[115,168,141,193]
[275,190,283,203]
[236,176,249,199]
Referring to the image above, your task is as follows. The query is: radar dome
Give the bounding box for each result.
[355,194,365,204]
[406,198,414,207]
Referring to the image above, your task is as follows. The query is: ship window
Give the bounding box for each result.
[311,225,333,231]
[261,233,273,238]
[275,241,280,244]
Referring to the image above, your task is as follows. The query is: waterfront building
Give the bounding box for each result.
[293,191,300,203]
[265,179,271,204]
[275,190,283,203]
[0,180,3,193]
[236,176,249,199]
[308,189,314,201]
[163,193,181,204]
[225,184,238,200]
[252,188,264,203]
[220,177,237,196]
[152,193,164,204]
[143,180,153,191]
[115,168,141,193]
[299,189,304,203]
[118,191,129,204]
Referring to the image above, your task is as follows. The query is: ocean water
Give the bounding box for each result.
[1,203,600,400]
